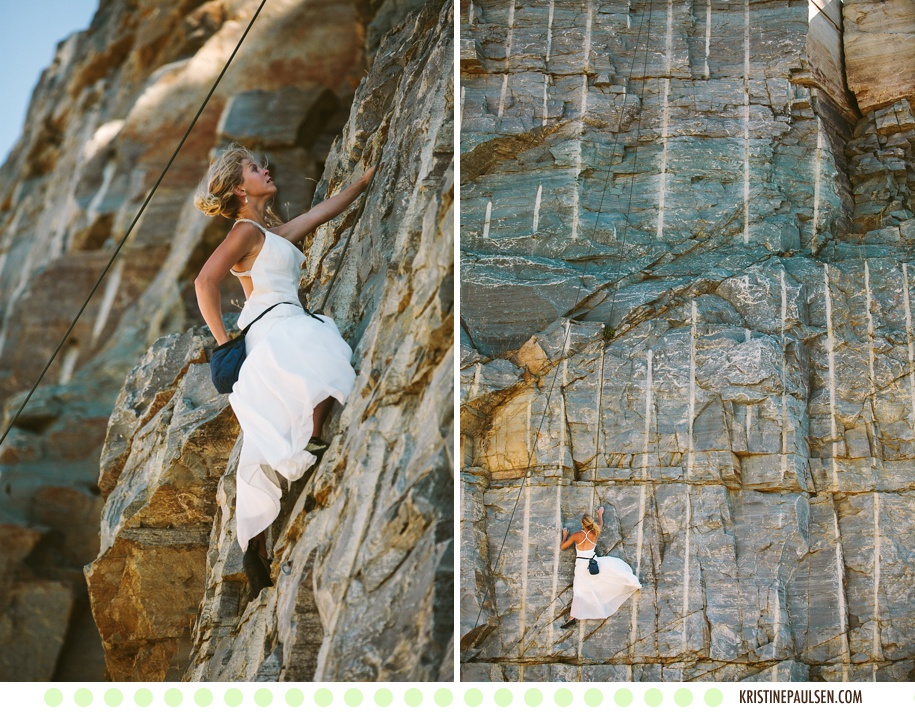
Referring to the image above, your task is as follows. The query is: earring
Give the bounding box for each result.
[244,195,248,205]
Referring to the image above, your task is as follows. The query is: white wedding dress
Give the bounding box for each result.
[571,532,641,620]
[228,219,355,551]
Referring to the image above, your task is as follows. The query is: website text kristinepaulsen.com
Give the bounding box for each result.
[740,690,864,704]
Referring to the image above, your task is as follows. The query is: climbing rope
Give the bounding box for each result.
[0,0,270,449]
[463,0,659,656]
[314,137,387,314]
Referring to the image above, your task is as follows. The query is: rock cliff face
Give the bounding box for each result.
[460,0,915,683]
[0,0,451,682]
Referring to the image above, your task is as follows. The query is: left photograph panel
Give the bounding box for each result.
[0,0,453,682]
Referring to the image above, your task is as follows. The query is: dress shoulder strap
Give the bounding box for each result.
[231,219,267,276]
[234,218,267,234]
[576,530,595,549]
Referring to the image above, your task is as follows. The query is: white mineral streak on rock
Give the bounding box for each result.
[657,77,670,239]
[92,261,124,344]
[772,582,781,682]
[498,73,508,117]
[824,265,839,490]
[681,302,697,658]
[865,261,876,397]
[665,0,674,67]
[831,503,851,681]
[470,362,483,401]
[548,479,562,650]
[641,349,654,482]
[743,0,751,244]
[745,328,753,441]
[904,264,915,430]
[571,75,589,244]
[520,481,531,669]
[58,344,80,386]
[872,490,881,681]
[704,0,712,78]
[629,347,653,663]
[505,0,516,62]
[533,184,543,233]
[594,346,606,480]
[526,389,533,467]
[484,200,493,240]
[559,338,568,458]
[86,162,117,225]
[583,0,592,71]
[812,117,824,251]
[546,0,554,63]
[541,75,549,126]
[780,269,788,479]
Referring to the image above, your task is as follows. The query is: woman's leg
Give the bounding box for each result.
[244,530,272,596]
[312,397,334,438]
[252,530,268,559]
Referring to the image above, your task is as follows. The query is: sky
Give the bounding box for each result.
[0,1,100,164]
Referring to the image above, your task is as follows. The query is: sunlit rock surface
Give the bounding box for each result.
[460,0,915,682]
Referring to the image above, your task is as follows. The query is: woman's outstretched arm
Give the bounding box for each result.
[560,528,582,550]
[275,166,376,244]
[195,223,262,344]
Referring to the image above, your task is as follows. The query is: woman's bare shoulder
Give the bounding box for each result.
[223,221,265,248]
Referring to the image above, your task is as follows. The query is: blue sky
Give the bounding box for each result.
[0,1,99,164]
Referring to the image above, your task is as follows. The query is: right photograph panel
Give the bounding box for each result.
[460,0,915,682]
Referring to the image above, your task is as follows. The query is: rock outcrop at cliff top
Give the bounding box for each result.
[460,0,915,682]
[0,0,450,682]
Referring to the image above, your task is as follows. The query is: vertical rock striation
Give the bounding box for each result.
[460,0,915,682]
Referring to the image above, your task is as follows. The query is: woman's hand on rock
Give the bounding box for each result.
[358,165,376,188]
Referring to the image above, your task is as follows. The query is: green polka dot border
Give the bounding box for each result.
[554,688,573,707]
[43,689,63,708]
[134,689,153,708]
[705,688,724,707]
[615,688,634,707]
[36,683,732,709]
[194,688,214,707]
[74,689,93,708]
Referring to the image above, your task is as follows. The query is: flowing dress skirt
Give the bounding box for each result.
[571,553,641,619]
[229,303,355,550]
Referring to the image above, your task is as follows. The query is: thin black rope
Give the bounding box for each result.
[0,0,270,448]
[463,0,657,657]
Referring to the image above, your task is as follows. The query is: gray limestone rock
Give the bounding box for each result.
[461,0,915,682]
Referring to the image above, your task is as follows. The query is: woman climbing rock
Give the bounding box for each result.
[194,144,373,596]
[559,506,641,628]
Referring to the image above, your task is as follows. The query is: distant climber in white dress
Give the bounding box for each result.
[559,506,641,628]
[193,144,373,596]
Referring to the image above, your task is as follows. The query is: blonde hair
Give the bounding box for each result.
[581,514,601,538]
[194,143,283,226]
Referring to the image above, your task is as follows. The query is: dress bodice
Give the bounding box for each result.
[575,530,597,553]
[234,220,306,327]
